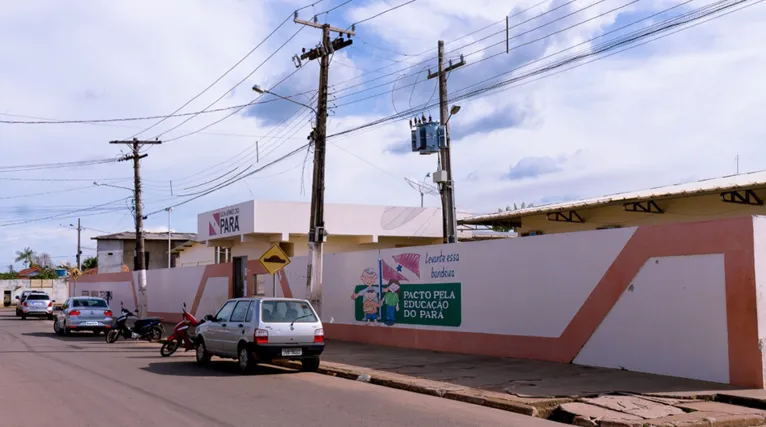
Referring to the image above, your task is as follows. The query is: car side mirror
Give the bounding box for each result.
[52,300,56,303]
[14,296,19,300]
[203,314,215,322]
[54,306,63,311]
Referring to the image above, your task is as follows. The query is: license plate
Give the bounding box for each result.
[84,322,99,326]
[282,348,302,357]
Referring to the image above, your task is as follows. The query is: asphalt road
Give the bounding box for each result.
[0,309,561,427]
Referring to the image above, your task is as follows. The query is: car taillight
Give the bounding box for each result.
[254,329,268,344]
[48,301,53,307]
[70,310,81,316]
[104,310,113,317]
[314,328,324,343]
[22,302,27,307]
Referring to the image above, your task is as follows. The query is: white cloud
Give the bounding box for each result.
[0,0,764,271]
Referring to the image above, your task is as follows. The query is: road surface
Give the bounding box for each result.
[0,309,561,427]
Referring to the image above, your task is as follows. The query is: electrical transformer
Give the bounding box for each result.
[410,122,446,155]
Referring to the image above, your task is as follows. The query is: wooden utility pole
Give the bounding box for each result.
[428,41,465,244]
[76,218,82,270]
[110,138,161,318]
[294,15,354,316]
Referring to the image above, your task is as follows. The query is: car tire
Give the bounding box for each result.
[301,357,320,372]
[92,330,102,336]
[61,321,69,336]
[238,346,257,374]
[53,319,61,335]
[195,340,212,365]
[20,313,26,320]
[47,314,53,320]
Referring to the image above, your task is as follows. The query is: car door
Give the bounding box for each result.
[205,301,237,353]
[221,301,252,356]
[56,299,70,324]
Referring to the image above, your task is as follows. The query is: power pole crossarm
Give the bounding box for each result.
[109,138,161,318]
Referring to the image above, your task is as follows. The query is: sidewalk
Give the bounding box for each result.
[286,340,766,427]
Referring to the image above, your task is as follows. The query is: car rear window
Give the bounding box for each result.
[261,300,317,323]
[72,299,108,308]
[26,294,50,300]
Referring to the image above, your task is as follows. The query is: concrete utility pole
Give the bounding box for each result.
[166,207,172,269]
[110,138,162,318]
[76,218,82,270]
[428,41,465,244]
[293,15,355,316]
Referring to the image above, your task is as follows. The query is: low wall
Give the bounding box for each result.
[1,279,68,304]
[73,216,766,388]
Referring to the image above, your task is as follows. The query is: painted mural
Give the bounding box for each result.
[351,250,462,327]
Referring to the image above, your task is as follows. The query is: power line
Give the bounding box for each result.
[349,0,418,27]
[326,0,758,139]
[0,158,118,173]
[0,197,131,228]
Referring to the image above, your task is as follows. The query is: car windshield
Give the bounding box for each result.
[72,299,108,308]
[26,294,50,300]
[261,300,317,323]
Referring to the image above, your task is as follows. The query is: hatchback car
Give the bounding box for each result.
[53,297,113,336]
[194,297,324,373]
[17,292,54,320]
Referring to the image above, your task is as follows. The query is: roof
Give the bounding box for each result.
[92,232,198,241]
[170,240,200,254]
[460,170,766,225]
[17,267,41,277]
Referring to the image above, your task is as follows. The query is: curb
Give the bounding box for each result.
[272,359,545,417]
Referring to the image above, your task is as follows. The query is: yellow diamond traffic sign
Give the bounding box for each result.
[259,243,291,275]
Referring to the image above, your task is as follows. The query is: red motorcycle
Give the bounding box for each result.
[160,303,203,357]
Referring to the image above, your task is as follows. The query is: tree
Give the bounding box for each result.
[82,256,98,270]
[492,203,534,232]
[32,252,53,269]
[14,247,35,268]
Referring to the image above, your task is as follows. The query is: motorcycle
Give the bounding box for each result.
[161,302,203,357]
[106,302,164,344]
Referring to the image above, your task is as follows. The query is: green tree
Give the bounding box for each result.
[82,256,98,270]
[14,247,35,268]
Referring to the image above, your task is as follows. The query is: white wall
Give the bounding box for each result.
[1,279,68,303]
[178,243,216,267]
[753,216,766,383]
[573,255,730,383]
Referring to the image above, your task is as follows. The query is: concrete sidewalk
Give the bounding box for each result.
[292,340,766,426]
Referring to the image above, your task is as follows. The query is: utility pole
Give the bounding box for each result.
[166,207,172,269]
[293,14,354,316]
[76,218,82,270]
[428,41,465,244]
[110,138,162,318]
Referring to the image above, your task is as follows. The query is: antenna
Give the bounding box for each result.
[404,176,439,208]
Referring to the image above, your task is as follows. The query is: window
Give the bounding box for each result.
[245,302,254,322]
[214,301,237,322]
[261,300,317,323]
[72,299,108,308]
[26,294,50,301]
[229,301,250,323]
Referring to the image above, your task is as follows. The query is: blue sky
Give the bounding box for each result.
[0,0,764,270]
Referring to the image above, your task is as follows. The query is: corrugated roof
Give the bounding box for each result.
[92,232,198,241]
[460,170,766,225]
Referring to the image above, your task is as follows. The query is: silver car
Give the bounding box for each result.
[17,292,54,320]
[53,297,114,336]
[195,297,324,374]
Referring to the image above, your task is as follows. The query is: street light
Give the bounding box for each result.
[445,105,461,125]
[252,84,318,115]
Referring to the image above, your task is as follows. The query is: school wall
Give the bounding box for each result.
[72,216,765,388]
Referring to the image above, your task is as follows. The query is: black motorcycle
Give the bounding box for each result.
[105,302,164,344]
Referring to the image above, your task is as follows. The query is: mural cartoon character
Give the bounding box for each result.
[382,279,400,326]
[351,268,381,325]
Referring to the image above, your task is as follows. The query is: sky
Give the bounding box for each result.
[0,0,764,271]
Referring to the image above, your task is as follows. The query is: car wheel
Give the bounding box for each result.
[61,321,69,336]
[92,330,102,336]
[195,340,212,365]
[53,319,61,335]
[20,313,26,320]
[301,357,320,372]
[47,314,53,320]
[238,346,256,374]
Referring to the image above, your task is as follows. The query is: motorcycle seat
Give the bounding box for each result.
[134,317,161,328]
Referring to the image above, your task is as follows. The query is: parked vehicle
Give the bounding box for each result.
[17,292,55,320]
[194,297,324,374]
[15,290,52,319]
[53,297,113,335]
[105,303,163,343]
[161,302,203,357]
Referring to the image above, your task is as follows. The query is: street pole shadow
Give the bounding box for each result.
[140,360,299,378]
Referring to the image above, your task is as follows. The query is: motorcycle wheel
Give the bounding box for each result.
[160,340,180,357]
[149,326,163,342]
[106,329,120,344]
